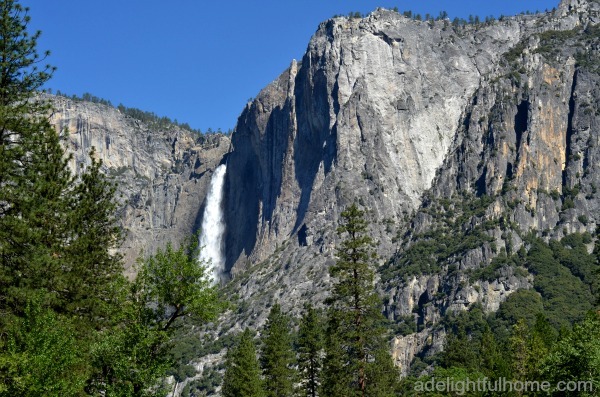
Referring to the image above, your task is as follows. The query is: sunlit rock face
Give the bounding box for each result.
[225,9,496,272]
[47,95,229,275]
[223,7,534,309]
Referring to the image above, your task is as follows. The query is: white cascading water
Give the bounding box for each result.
[199,164,227,284]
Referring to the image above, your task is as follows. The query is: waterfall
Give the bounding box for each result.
[199,164,227,283]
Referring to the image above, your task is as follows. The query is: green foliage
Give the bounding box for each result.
[441,327,480,370]
[297,304,324,397]
[0,115,75,314]
[550,233,597,292]
[495,289,545,329]
[87,239,223,396]
[383,193,496,281]
[541,313,600,396]
[169,330,237,369]
[0,3,133,394]
[0,0,77,315]
[526,238,594,328]
[563,196,575,210]
[504,41,527,63]
[87,306,170,397]
[418,310,600,396]
[222,329,265,397]
[509,318,548,380]
[574,28,600,72]
[0,297,87,396]
[182,367,223,397]
[136,239,222,331]
[439,304,513,378]
[468,250,521,282]
[535,28,580,57]
[0,0,55,106]
[392,315,417,336]
[427,229,600,394]
[323,203,398,396]
[260,303,296,397]
[321,313,351,397]
[63,150,125,329]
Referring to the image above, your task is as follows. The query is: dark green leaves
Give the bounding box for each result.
[222,329,265,397]
[323,203,399,396]
[260,304,296,397]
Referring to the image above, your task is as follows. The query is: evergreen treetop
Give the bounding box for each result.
[323,203,398,397]
[0,0,55,107]
[222,329,265,397]
[297,303,324,397]
[260,303,296,397]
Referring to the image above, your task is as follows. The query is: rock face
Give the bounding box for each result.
[225,9,502,271]
[218,0,600,377]
[47,95,230,274]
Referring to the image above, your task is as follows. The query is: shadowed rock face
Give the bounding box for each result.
[47,95,230,275]
[220,0,600,375]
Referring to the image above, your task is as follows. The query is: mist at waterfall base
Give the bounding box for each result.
[198,164,227,284]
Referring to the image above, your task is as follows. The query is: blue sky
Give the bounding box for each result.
[26,0,560,132]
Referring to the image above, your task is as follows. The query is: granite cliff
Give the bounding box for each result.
[218,0,600,377]
[47,95,230,275]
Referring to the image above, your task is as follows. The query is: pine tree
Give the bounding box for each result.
[0,0,127,333]
[260,303,296,397]
[0,0,72,318]
[479,326,509,378]
[322,203,398,397]
[1,117,74,314]
[297,304,323,397]
[0,0,54,106]
[441,326,479,370]
[0,3,129,393]
[222,329,265,397]
[508,318,550,382]
[0,0,56,221]
[61,150,125,327]
[321,311,350,397]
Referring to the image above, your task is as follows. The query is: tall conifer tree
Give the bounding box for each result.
[222,329,265,397]
[322,203,398,397]
[0,2,93,394]
[0,0,68,317]
[62,150,124,327]
[0,0,126,331]
[260,303,296,397]
[297,303,323,397]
